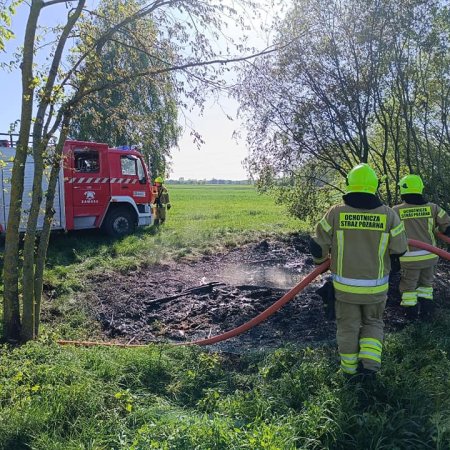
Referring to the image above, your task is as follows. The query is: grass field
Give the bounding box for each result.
[47,184,302,269]
[44,185,302,300]
[166,184,301,235]
[2,185,450,449]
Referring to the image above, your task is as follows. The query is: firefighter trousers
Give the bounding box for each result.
[155,206,167,224]
[399,266,435,306]
[335,300,386,372]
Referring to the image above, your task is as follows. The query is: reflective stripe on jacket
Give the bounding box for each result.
[313,204,408,298]
[393,202,450,266]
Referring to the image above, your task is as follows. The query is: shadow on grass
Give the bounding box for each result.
[45,225,160,269]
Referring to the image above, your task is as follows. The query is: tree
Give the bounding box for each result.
[0,0,20,54]
[2,0,277,342]
[69,0,180,176]
[237,0,450,221]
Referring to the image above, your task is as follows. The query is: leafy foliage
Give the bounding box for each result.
[0,0,20,54]
[2,0,271,342]
[69,0,181,176]
[238,0,450,220]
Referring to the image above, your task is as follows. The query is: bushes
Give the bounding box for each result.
[3,316,450,448]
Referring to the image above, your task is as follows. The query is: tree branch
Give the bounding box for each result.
[70,40,298,106]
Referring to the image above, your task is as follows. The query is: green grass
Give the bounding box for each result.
[43,185,302,318]
[2,319,450,449]
[2,185,450,448]
[41,185,302,338]
[46,184,301,275]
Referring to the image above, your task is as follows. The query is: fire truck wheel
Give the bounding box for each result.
[104,207,136,237]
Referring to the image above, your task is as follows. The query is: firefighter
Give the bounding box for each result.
[393,175,450,319]
[310,164,408,378]
[153,176,171,225]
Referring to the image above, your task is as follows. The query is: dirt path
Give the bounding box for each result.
[80,235,450,352]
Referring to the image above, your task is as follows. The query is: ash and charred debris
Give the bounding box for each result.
[69,235,450,351]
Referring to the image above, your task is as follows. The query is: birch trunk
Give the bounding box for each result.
[21,0,85,341]
[34,123,70,336]
[2,0,43,341]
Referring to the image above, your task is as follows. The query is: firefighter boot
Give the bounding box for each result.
[419,298,434,320]
[356,365,377,394]
[360,367,377,380]
[405,305,419,321]
[343,363,377,385]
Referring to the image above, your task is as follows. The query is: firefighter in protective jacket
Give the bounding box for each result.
[153,177,171,225]
[310,164,408,377]
[393,175,450,318]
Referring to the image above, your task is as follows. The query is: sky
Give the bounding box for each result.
[0,1,279,181]
[170,97,248,180]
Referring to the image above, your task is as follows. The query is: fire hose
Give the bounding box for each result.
[437,232,450,245]
[57,235,450,349]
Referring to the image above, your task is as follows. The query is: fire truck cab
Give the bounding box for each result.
[0,139,154,236]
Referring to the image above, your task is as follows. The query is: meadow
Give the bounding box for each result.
[41,184,303,340]
[1,185,450,449]
[45,184,302,295]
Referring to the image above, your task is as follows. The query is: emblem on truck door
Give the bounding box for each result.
[82,191,98,204]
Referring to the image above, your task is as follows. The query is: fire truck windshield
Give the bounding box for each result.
[121,155,138,175]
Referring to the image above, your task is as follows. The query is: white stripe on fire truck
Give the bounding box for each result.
[66,177,143,184]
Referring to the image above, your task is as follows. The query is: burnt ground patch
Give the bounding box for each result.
[75,235,450,352]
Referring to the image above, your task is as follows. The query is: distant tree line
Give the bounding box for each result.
[237,0,450,222]
[167,178,251,185]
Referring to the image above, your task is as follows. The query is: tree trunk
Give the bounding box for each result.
[21,140,47,341]
[2,0,43,342]
[34,123,70,336]
[22,0,85,341]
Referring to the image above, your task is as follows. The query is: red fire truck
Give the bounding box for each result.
[0,139,154,236]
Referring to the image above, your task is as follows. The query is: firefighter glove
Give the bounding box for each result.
[315,279,336,321]
[309,237,323,260]
[167,203,172,210]
[390,255,401,274]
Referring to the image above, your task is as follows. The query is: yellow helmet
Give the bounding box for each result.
[346,163,379,194]
[398,174,424,194]
[154,176,164,184]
